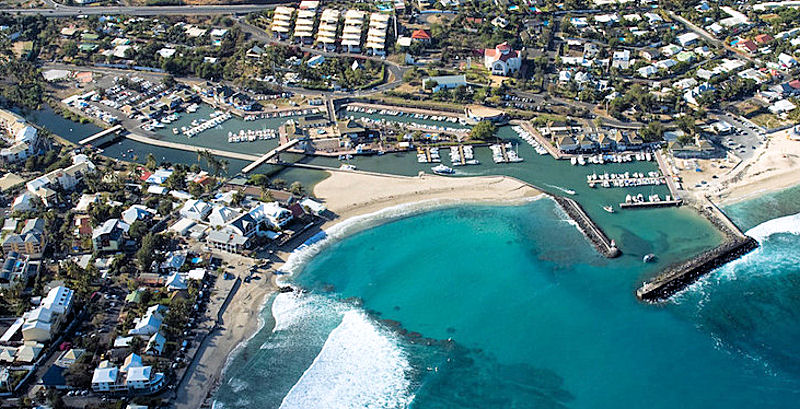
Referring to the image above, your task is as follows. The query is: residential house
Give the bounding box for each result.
[611,50,631,69]
[92,219,129,252]
[208,205,239,227]
[121,205,155,225]
[129,304,166,336]
[179,199,212,221]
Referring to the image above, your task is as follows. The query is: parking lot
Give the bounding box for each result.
[715,112,766,161]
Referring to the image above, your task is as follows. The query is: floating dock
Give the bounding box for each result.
[620,199,683,209]
[552,195,621,258]
[636,235,758,302]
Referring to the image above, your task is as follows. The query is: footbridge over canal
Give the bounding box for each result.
[241,139,301,174]
[79,124,124,145]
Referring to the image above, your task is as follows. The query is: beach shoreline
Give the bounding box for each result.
[710,130,800,206]
[313,172,543,230]
[177,171,541,408]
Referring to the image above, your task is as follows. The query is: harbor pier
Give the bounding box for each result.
[636,235,758,302]
[637,195,758,302]
[552,195,621,258]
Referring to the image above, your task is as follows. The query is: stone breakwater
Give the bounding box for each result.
[551,195,621,258]
[636,235,759,302]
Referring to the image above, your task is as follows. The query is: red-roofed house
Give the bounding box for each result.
[411,29,431,44]
[738,40,757,54]
[484,42,522,76]
[139,171,153,182]
[754,34,773,45]
[789,80,800,90]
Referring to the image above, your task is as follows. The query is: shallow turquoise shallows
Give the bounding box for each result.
[214,199,800,409]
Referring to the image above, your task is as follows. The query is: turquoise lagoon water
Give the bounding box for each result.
[214,198,800,409]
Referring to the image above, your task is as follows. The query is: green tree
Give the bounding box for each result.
[470,121,496,140]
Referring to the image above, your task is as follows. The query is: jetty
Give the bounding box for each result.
[79,124,123,145]
[636,235,758,302]
[515,120,562,159]
[241,139,302,174]
[552,195,621,258]
[654,150,680,199]
[636,195,758,302]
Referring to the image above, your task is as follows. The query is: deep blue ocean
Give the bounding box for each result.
[214,194,800,409]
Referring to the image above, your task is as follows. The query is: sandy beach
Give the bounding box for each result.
[711,130,800,205]
[174,266,277,409]
[313,172,543,227]
[175,171,540,407]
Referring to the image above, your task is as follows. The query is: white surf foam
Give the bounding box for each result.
[745,211,800,242]
[279,310,414,409]
[672,212,800,303]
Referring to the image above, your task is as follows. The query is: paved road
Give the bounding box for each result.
[0,1,283,16]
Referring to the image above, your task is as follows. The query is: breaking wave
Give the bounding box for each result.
[279,309,415,409]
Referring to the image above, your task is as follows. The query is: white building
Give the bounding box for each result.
[342,10,366,53]
[484,42,522,76]
[129,304,166,336]
[179,199,212,221]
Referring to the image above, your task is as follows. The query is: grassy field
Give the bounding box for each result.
[750,113,787,129]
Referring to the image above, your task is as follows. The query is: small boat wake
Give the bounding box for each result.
[546,184,576,195]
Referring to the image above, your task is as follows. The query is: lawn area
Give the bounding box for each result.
[750,113,787,129]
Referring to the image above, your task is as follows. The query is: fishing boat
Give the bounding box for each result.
[643,253,656,263]
[432,164,455,175]
[603,205,614,213]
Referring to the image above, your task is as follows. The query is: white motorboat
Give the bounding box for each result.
[432,164,455,175]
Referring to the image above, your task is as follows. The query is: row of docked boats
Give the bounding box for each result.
[417,147,441,163]
[160,113,181,124]
[490,143,524,164]
[624,193,675,204]
[345,105,462,124]
[587,171,665,188]
[227,128,277,143]
[570,151,653,166]
[181,111,232,138]
[512,125,549,155]
[449,145,479,166]
[350,116,469,137]
[243,108,321,121]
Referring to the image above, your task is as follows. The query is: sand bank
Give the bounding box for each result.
[313,172,542,228]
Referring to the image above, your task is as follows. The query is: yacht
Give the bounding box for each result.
[432,164,455,175]
[643,253,656,263]
[603,205,614,213]
[339,164,357,171]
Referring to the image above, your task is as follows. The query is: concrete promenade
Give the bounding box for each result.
[124,132,261,161]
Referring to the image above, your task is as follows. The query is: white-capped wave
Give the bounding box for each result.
[745,211,800,242]
[279,310,414,409]
[672,212,800,303]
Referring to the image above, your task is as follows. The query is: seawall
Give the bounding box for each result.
[636,235,759,302]
[551,195,621,258]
